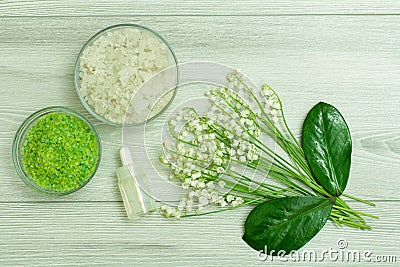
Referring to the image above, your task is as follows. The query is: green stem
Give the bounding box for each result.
[181,197,265,218]
[162,78,376,230]
[333,205,379,219]
[342,193,376,207]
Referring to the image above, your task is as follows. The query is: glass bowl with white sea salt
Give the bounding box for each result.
[74,24,178,126]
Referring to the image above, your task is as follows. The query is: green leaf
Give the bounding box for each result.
[243,196,333,254]
[302,102,352,196]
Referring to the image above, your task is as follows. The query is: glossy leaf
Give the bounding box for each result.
[302,102,352,196]
[243,196,333,254]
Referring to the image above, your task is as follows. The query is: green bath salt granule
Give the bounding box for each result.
[21,112,99,193]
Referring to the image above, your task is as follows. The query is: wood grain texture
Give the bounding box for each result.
[0,16,399,201]
[0,1,399,266]
[0,0,400,16]
[0,202,397,266]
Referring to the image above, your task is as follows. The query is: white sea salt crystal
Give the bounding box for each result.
[79,26,177,124]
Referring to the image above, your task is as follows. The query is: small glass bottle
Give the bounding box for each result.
[116,147,156,219]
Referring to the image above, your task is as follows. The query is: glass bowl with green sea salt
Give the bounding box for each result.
[12,106,101,195]
[74,24,179,127]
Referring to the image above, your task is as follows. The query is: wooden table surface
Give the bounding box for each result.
[1,1,399,266]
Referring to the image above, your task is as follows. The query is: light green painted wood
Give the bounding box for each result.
[1,16,399,202]
[0,202,398,266]
[0,1,399,266]
[0,0,400,16]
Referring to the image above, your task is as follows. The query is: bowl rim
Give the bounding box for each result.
[74,23,179,127]
[12,106,102,196]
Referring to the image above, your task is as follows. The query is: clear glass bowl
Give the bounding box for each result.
[74,23,179,127]
[12,106,102,196]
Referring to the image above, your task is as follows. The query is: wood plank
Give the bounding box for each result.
[0,201,397,266]
[0,0,400,16]
[1,16,399,201]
